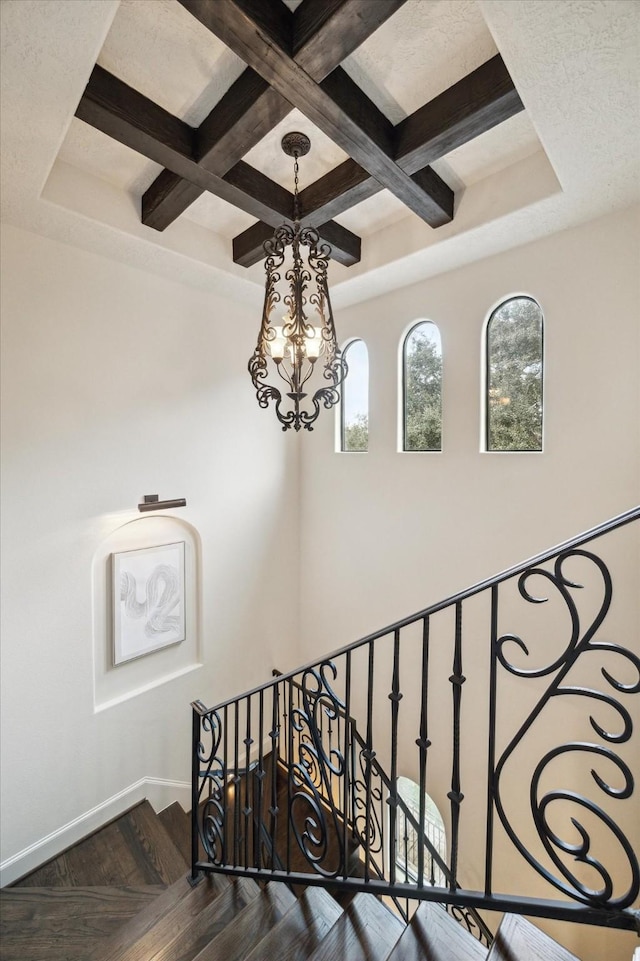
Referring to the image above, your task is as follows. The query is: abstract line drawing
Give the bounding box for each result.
[112,542,185,665]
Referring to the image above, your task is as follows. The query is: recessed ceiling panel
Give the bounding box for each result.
[343,0,498,123]
[432,112,542,187]
[183,191,256,239]
[336,191,409,237]
[242,109,350,193]
[97,0,246,125]
[57,118,161,196]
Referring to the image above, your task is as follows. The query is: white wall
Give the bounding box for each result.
[299,206,640,961]
[301,204,639,644]
[0,223,300,879]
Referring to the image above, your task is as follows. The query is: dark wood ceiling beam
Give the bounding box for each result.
[292,0,407,78]
[143,71,290,230]
[233,218,361,268]
[145,0,408,231]
[76,66,291,225]
[76,66,361,264]
[178,0,454,228]
[233,54,524,266]
[299,158,379,225]
[394,54,524,170]
[76,64,195,171]
[300,55,524,225]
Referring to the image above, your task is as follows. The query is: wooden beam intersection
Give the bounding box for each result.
[75,65,362,265]
[234,54,524,266]
[297,54,524,227]
[144,0,409,232]
[177,0,454,228]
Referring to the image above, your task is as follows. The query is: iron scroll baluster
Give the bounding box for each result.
[491,549,640,910]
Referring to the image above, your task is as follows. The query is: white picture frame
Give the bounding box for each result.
[112,541,186,665]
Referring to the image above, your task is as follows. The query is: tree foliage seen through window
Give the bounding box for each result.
[403,322,442,451]
[487,297,543,451]
[341,339,368,452]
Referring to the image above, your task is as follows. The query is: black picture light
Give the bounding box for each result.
[138,494,187,512]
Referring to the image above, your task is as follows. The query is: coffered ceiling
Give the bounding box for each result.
[1,1,639,308]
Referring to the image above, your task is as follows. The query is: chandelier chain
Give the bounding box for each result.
[293,153,300,224]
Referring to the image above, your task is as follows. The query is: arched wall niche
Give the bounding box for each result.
[92,515,202,712]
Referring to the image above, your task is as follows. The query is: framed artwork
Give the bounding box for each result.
[112,541,186,665]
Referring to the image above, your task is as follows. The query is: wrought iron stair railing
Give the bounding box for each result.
[191,507,640,937]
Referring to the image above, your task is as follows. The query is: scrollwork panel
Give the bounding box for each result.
[493,549,639,910]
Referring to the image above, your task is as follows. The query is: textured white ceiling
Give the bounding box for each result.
[343,0,498,122]
[98,0,246,125]
[1,0,638,306]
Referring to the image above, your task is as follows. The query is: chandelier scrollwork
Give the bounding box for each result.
[248,132,348,431]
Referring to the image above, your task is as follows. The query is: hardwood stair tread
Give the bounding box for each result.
[0,886,164,961]
[159,802,191,866]
[191,881,296,961]
[487,913,580,961]
[15,800,188,888]
[242,884,343,961]
[92,872,229,961]
[0,884,163,921]
[135,875,261,961]
[119,799,190,886]
[307,891,404,961]
[386,900,488,961]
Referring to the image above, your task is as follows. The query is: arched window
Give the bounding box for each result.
[396,777,447,887]
[485,296,543,451]
[340,339,369,452]
[402,321,442,451]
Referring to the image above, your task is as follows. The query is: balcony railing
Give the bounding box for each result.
[191,507,639,939]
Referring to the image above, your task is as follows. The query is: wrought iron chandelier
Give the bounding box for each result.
[248,132,347,431]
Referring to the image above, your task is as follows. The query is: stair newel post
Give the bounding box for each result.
[243,694,253,869]
[417,614,431,889]
[256,687,264,871]
[364,638,375,882]
[233,700,240,868]
[447,601,465,890]
[485,583,499,897]
[190,701,202,885]
[269,682,280,871]
[286,676,293,876]
[388,628,402,885]
[342,650,352,881]
[222,703,228,865]
[326,678,333,804]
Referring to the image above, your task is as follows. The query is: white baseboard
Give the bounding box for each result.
[0,776,191,887]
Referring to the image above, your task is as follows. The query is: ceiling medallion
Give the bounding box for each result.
[248,133,347,432]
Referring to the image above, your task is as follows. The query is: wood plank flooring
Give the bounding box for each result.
[308,891,405,961]
[242,885,343,961]
[487,914,579,961]
[387,900,488,961]
[159,801,191,866]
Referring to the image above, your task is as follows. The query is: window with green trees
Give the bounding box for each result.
[485,296,543,451]
[402,321,442,451]
[340,339,368,452]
